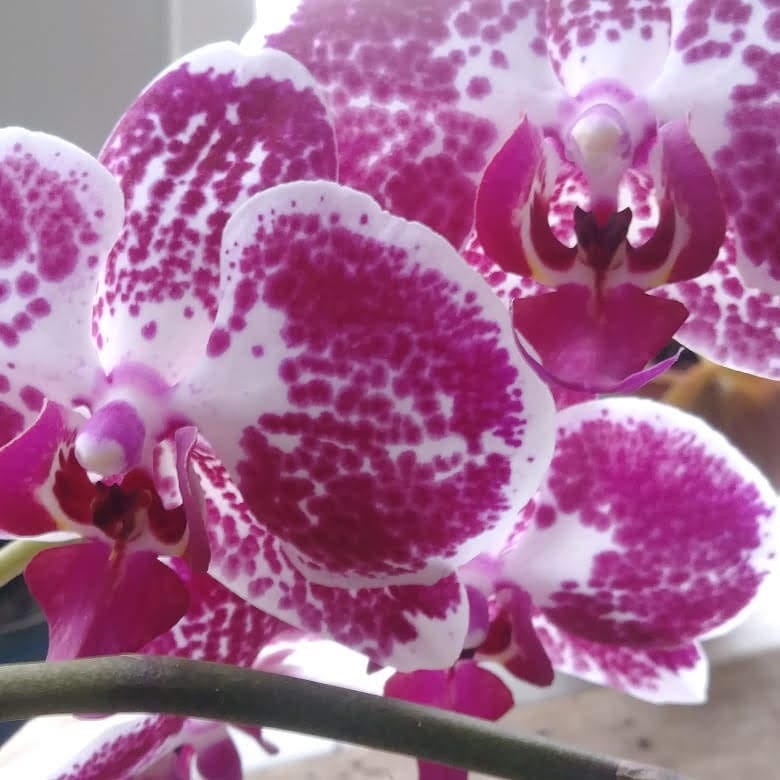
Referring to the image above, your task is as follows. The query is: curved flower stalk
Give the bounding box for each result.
[8,565,293,780]
[0,39,555,665]
[385,396,777,778]
[253,0,780,390]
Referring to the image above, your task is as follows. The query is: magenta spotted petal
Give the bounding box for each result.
[193,445,469,671]
[252,0,563,247]
[51,566,289,780]
[545,0,672,94]
[52,715,187,780]
[505,398,777,648]
[533,613,708,704]
[143,561,291,663]
[95,42,337,383]
[660,236,780,380]
[0,129,123,410]
[178,180,554,588]
[649,0,780,293]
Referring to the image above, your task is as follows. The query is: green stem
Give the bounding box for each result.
[0,656,688,780]
[0,540,65,589]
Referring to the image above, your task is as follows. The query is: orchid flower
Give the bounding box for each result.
[0,38,555,665]
[0,564,292,780]
[385,395,777,779]
[251,0,780,391]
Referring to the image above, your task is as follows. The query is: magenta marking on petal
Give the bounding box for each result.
[546,0,672,93]
[143,562,288,665]
[96,44,337,381]
[511,284,687,392]
[53,716,187,780]
[651,1,779,291]
[535,613,707,704]
[0,130,121,410]
[231,200,531,578]
[266,0,559,247]
[183,181,554,586]
[19,384,44,411]
[194,446,468,669]
[206,327,230,357]
[514,399,777,648]
[661,236,780,379]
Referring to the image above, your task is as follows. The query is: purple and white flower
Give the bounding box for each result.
[254,0,780,389]
[0,39,555,666]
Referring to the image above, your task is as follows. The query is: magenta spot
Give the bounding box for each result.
[12,312,32,332]
[490,49,509,68]
[206,327,230,357]
[766,11,780,40]
[466,76,492,99]
[19,385,44,411]
[15,272,38,297]
[251,344,264,357]
[0,323,18,347]
[141,320,157,340]
[0,401,24,446]
[536,503,556,529]
[27,297,51,318]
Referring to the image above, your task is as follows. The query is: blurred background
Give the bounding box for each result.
[0,0,254,154]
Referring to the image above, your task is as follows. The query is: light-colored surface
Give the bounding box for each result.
[0,1,168,153]
[170,0,255,57]
[253,648,780,779]
[0,1,254,154]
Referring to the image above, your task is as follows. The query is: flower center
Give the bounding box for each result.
[567,103,631,217]
[90,480,151,542]
[573,206,632,273]
[75,401,145,477]
[53,449,188,552]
